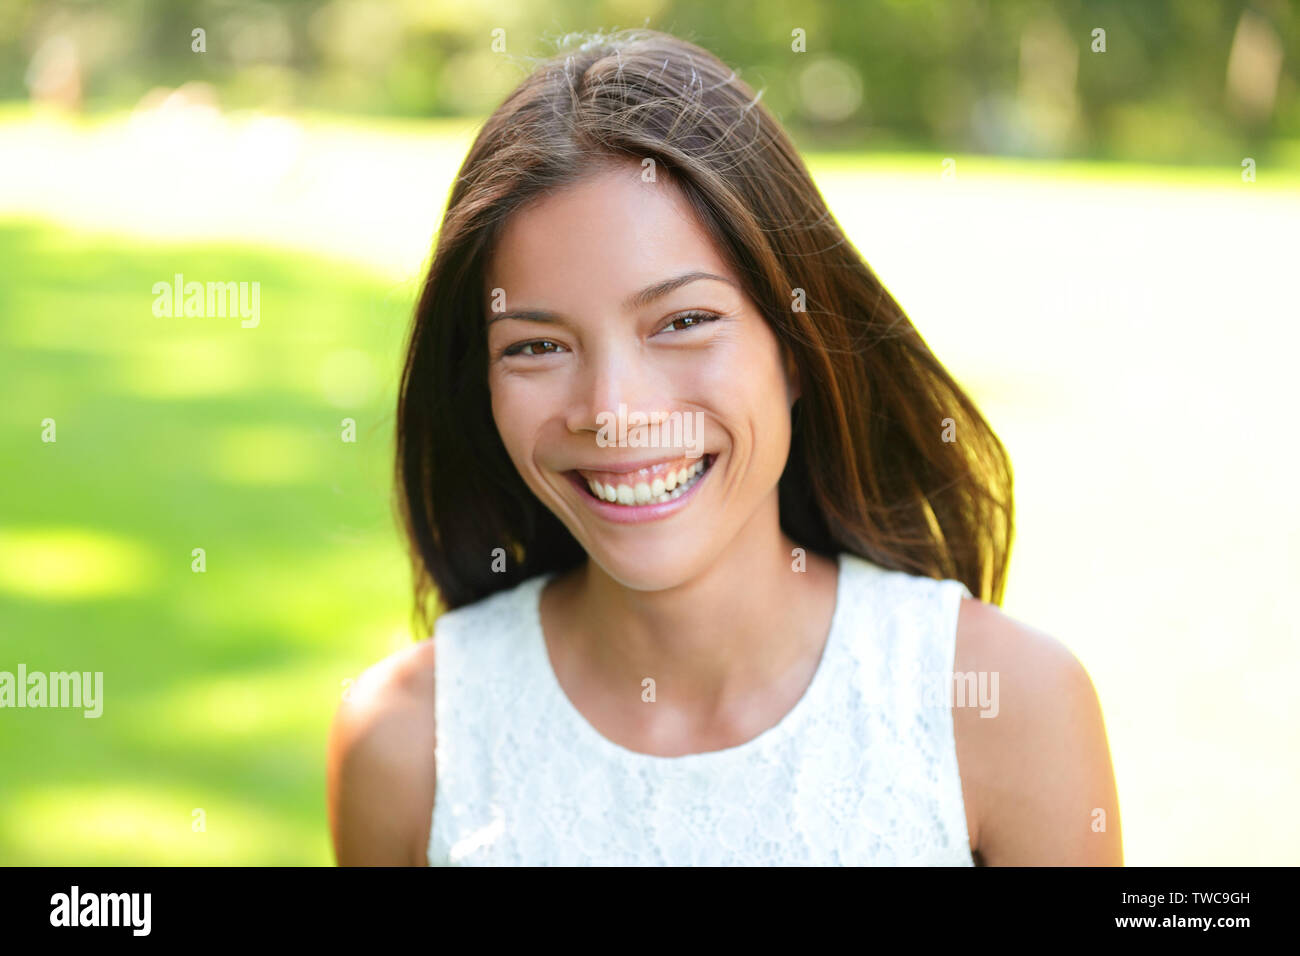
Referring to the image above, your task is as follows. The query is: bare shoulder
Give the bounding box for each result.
[952,597,1122,865]
[326,636,438,866]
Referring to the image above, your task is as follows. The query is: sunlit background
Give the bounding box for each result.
[2,0,1298,866]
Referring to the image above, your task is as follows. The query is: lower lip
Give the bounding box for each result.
[566,456,716,525]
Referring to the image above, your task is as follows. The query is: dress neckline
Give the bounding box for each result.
[527,553,849,764]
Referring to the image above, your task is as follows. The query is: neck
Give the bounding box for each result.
[548,498,839,716]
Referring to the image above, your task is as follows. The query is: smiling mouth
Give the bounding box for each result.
[572,454,715,507]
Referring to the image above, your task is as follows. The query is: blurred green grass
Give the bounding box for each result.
[2,115,1298,866]
[0,222,415,864]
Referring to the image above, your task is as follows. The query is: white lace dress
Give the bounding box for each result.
[427,552,975,865]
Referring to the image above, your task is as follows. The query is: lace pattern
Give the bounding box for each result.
[428,553,975,865]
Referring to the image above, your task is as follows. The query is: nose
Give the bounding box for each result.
[563,346,670,439]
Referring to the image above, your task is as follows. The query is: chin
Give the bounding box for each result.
[582,531,722,593]
[541,450,734,592]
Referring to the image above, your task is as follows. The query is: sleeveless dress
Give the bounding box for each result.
[427,552,976,866]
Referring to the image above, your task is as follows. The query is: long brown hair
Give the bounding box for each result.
[396,29,1013,631]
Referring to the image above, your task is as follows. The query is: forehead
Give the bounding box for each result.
[485,163,731,307]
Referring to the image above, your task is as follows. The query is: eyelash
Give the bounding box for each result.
[502,339,565,357]
[500,310,720,357]
[658,310,720,334]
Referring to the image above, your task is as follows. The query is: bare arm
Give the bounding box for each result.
[326,638,438,866]
[954,598,1123,865]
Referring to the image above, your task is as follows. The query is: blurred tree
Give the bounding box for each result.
[0,0,1294,162]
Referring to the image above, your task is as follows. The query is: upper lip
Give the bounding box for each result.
[566,453,710,475]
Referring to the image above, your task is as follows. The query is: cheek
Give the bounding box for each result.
[739,325,793,411]
[745,379,793,469]
[702,326,793,465]
[488,374,540,467]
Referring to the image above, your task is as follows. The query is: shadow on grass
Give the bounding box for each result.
[1,220,422,864]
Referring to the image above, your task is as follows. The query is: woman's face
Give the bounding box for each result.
[485,161,797,591]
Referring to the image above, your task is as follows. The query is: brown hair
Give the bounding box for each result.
[396,29,1013,631]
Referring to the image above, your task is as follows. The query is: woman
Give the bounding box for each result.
[327,29,1121,866]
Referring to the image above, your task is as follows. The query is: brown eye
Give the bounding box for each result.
[505,339,566,357]
[661,311,718,334]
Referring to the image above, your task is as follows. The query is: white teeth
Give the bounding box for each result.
[584,458,711,507]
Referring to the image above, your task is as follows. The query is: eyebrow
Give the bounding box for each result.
[485,271,736,326]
